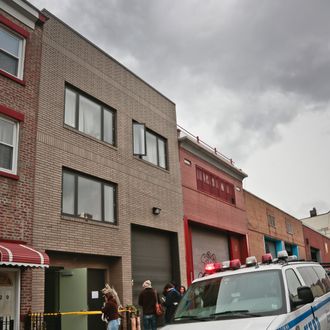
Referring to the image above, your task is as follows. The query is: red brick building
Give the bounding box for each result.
[245,190,306,261]
[303,224,330,263]
[0,1,48,329]
[179,129,248,285]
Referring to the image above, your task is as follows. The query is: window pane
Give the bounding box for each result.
[103,109,114,144]
[62,172,75,214]
[0,28,20,56]
[104,185,115,223]
[143,131,157,165]
[78,95,101,139]
[0,144,13,169]
[158,138,166,168]
[133,123,146,155]
[0,51,18,76]
[285,269,301,305]
[0,118,14,145]
[77,176,101,220]
[297,266,326,297]
[64,88,76,127]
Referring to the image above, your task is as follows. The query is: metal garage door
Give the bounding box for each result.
[191,226,229,278]
[131,226,179,305]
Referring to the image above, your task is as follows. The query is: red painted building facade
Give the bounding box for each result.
[179,131,248,285]
[303,225,330,263]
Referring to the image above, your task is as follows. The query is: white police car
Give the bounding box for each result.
[164,251,330,329]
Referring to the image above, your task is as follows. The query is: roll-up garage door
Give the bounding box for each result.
[131,226,179,305]
[191,226,229,279]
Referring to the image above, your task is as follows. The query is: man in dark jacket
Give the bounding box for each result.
[163,282,181,324]
[138,280,158,330]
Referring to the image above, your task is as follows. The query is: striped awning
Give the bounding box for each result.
[0,241,49,268]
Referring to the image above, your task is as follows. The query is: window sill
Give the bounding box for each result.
[134,155,169,173]
[0,171,19,180]
[61,214,118,228]
[63,124,118,150]
[0,69,26,86]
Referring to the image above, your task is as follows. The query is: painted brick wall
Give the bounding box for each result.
[303,225,330,262]
[245,190,306,261]
[180,147,247,234]
[32,11,185,308]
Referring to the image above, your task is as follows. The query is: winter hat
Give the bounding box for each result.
[143,280,152,288]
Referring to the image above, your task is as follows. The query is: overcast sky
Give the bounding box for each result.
[29,0,330,219]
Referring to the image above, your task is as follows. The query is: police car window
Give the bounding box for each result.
[285,269,301,306]
[313,266,330,293]
[174,270,286,323]
[297,266,326,298]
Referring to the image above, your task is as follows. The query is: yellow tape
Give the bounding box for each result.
[30,311,102,316]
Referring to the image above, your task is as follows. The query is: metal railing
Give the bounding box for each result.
[24,313,61,330]
[0,316,14,330]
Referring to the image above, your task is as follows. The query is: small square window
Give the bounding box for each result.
[267,213,276,227]
[0,115,19,174]
[0,26,25,79]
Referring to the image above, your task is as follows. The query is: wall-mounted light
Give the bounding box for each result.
[152,207,161,215]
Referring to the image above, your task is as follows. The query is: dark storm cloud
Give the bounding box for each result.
[34,0,330,159]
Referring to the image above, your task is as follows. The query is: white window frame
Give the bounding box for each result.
[0,25,26,80]
[0,115,19,175]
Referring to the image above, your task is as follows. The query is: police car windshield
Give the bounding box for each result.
[174,270,286,322]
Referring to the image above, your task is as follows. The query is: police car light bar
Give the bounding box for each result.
[204,262,222,275]
[277,250,289,260]
[262,253,273,264]
[245,256,257,267]
[230,259,241,270]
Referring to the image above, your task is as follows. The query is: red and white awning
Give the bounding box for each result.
[0,241,49,268]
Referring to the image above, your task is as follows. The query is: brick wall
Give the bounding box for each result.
[303,225,330,262]
[180,147,247,234]
[245,190,306,261]
[33,11,185,308]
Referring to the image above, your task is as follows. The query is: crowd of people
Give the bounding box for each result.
[101,281,187,330]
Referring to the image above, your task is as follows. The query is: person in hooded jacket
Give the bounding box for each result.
[162,282,181,324]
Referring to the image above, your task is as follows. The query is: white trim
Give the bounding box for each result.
[0,261,49,268]
[20,244,44,264]
[0,243,13,261]
[0,115,19,175]
[0,0,39,29]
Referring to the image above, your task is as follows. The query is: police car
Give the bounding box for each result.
[163,251,330,329]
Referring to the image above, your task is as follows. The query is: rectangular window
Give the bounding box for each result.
[64,86,115,145]
[62,169,117,224]
[0,25,25,79]
[133,122,167,169]
[195,165,235,204]
[0,115,19,174]
[286,219,293,234]
[267,213,276,227]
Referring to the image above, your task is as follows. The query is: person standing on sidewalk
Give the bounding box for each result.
[138,280,158,330]
[101,292,121,330]
[163,282,181,324]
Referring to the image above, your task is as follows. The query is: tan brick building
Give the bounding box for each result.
[0,1,47,329]
[31,9,185,329]
[244,190,306,261]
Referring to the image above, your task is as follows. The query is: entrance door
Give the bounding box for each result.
[0,270,17,330]
[59,268,88,330]
[87,269,105,330]
[131,226,178,306]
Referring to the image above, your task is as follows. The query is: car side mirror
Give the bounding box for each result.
[292,286,314,307]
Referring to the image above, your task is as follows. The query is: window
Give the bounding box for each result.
[0,115,19,174]
[62,169,117,224]
[64,86,115,145]
[0,25,25,79]
[132,122,167,169]
[285,269,302,309]
[196,166,236,204]
[267,213,276,227]
[297,266,326,298]
[286,219,293,234]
